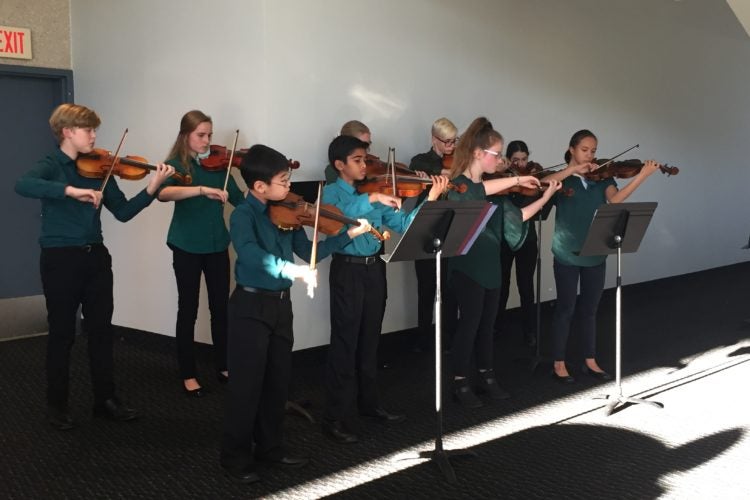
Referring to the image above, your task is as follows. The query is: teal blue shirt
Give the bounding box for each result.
[446,175,527,289]
[162,157,245,254]
[552,175,617,267]
[322,178,421,256]
[15,148,156,248]
[230,193,351,290]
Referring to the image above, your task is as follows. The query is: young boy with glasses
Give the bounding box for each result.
[220,144,372,484]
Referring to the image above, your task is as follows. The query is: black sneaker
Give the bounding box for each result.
[47,406,76,431]
[453,379,484,408]
[477,370,511,400]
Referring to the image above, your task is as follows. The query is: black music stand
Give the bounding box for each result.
[524,200,554,373]
[579,202,663,416]
[385,199,497,483]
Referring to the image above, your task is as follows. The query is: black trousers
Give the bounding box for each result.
[450,270,500,377]
[496,237,538,335]
[324,256,386,423]
[171,246,229,379]
[40,244,116,409]
[551,259,606,361]
[220,287,293,471]
[414,258,458,349]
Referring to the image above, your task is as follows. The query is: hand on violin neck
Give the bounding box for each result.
[145,163,176,196]
[427,175,449,201]
[639,160,661,178]
[347,219,372,239]
[66,186,102,209]
[518,176,541,190]
[413,170,429,179]
[541,179,562,199]
[369,192,402,210]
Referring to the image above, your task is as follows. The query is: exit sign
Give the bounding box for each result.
[0,26,32,60]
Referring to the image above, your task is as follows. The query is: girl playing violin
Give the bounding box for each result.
[409,117,457,177]
[15,103,174,429]
[408,118,460,352]
[446,117,559,408]
[157,110,245,396]
[543,129,659,383]
[495,140,543,348]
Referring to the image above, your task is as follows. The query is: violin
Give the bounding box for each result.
[200,144,301,171]
[357,173,467,197]
[77,148,191,185]
[509,160,543,176]
[497,180,571,197]
[442,153,454,170]
[359,148,466,197]
[269,192,390,241]
[584,159,679,181]
[199,144,248,170]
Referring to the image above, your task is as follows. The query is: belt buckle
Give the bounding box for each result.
[365,256,376,265]
[279,290,286,299]
[81,244,93,253]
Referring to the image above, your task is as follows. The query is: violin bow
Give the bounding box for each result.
[591,144,640,172]
[222,129,240,192]
[98,128,128,193]
[307,181,323,299]
[387,147,400,210]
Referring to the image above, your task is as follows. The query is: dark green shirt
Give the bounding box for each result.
[230,193,351,290]
[409,149,443,176]
[162,157,245,254]
[551,175,617,267]
[506,192,539,243]
[15,148,156,248]
[446,175,527,289]
[324,164,338,185]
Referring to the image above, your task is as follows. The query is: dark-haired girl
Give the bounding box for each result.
[446,117,559,408]
[544,130,659,383]
[495,140,541,347]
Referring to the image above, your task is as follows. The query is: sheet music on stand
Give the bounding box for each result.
[387,199,496,484]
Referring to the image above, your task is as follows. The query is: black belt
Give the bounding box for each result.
[333,254,380,265]
[241,286,290,299]
[45,244,103,253]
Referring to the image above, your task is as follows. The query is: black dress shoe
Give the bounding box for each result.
[453,379,484,408]
[582,365,613,381]
[47,407,76,431]
[524,332,537,348]
[551,370,576,384]
[257,454,309,468]
[322,420,359,444]
[184,386,205,398]
[93,398,139,422]
[223,466,260,484]
[361,407,406,424]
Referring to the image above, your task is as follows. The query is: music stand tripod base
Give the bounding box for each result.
[384,200,494,482]
[577,202,663,417]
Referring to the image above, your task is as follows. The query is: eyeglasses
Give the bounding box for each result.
[483,149,503,158]
[434,136,458,146]
[271,178,291,187]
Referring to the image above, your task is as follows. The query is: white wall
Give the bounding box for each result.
[70,0,750,349]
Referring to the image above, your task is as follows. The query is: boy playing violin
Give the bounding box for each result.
[220,144,371,484]
[321,135,448,444]
[14,103,175,430]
